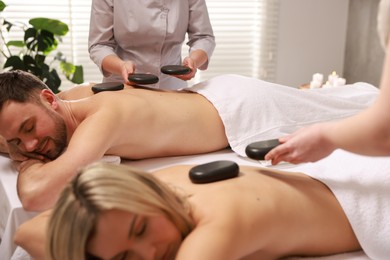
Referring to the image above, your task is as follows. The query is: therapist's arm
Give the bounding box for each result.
[266,41,390,165]
[319,43,390,155]
[179,49,209,81]
[14,210,51,260]
[186,0,215,68]
[101,55,136,84]
[281,1,390,160]
[316,40,390,154]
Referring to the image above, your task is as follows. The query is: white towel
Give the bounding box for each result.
[99,155,121,164]
[189,74,379,157]
[288,150,390,260]
[11,246,33,260]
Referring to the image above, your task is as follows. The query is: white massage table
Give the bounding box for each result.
[0,150,370,260]
[0,154,38,260]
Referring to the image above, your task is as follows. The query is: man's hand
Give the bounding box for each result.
[7,142,49,162]
[0,135,9,154]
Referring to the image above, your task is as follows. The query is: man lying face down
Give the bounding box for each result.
[0,70,379,211]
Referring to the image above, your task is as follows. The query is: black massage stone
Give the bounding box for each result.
[189,160,239,184]
[91,82,124,93]
[245,139,280,160]
[161,65,191,75]
[128,73,159,85]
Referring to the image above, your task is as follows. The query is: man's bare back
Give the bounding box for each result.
[70,87,228,159]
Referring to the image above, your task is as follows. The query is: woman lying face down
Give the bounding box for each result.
[47,164,363,259]
[41,162,362,260]
[48,163,193,260]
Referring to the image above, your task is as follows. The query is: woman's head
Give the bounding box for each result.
[47,162,194,260]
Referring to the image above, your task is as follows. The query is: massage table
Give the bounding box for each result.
[0,150,371,260]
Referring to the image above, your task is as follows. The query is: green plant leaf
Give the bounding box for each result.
[71,65,84,84]
[29,18,69,36]
[0,1,6,12]
[3,56,25,70]
[42,68,61,93]
[24,28,38,50]
[1,13,83,90]
[38,30,57,54]
[25,28,58,54]
[23,55,42,76]
[35,54,46,65]
[60,61,75,77]
[2,20,13,31]
[54,52,66,62]
[6,40,25,48]
[60,62,84,84]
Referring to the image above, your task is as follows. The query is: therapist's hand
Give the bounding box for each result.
[265,123,335,165]
[176,56,197,81]
[121,60,136,84]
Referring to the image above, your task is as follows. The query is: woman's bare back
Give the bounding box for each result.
[155,165,360,259]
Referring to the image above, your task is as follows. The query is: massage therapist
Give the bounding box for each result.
[88,0,215,90]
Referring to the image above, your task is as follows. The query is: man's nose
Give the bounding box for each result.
[22,137,39,152]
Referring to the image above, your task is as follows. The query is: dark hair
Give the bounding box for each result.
[0,70,50,110]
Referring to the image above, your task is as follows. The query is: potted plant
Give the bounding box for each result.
[0,1,83,93]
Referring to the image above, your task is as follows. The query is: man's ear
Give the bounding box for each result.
[40,89,58,109]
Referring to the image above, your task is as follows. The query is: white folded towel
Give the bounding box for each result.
[289,150,390,260]
[189,74,379,157]
[99,155,121,164]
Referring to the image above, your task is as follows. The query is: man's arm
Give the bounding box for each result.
[17,141,108,211]
[16,154,92,211]
[17,109,120,211]
[14,210,51,260]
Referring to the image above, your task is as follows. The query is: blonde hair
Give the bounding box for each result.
[47,162,194,260]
